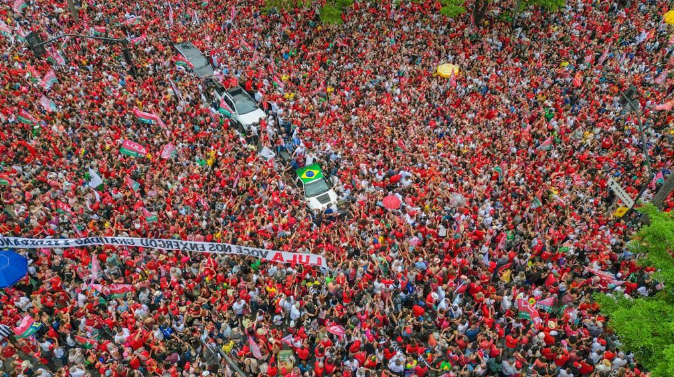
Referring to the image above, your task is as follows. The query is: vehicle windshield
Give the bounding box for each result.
[233,97,258,114]
[304,179,330,197]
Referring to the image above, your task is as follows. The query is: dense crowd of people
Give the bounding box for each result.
[1,0,674,376]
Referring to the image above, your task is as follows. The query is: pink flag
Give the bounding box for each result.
[650,171,665,189]
[654,99,674,111]
[655,70,668,85]
[41,70,58,90]
[90,253,100,283]
[280,334,294,347]
[598,45,610,65]
[538,136,553,151]
[14,315,35,336]
[230,4,236,20]
[161,143,176,159]
[39,95,57,112]
[449,71,456,88]
[326,325,346,340]
[516,298,542,325]
[56,200,73,216]
[248,336,262,358]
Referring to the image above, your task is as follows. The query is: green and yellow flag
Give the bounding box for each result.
[296,163,324,184]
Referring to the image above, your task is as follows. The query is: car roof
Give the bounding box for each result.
[173,43,214,78]
[227,87,253,103]
[174,42,202,58]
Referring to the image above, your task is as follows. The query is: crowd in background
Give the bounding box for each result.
[0,0,673,376]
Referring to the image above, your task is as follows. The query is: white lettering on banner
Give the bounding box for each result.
[0,236,326,268]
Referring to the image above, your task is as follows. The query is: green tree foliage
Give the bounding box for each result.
[263,0,352,24]
[595,206,674,377]
[320,0,354,25]
[440,0,466,18]
[523,0,565,11]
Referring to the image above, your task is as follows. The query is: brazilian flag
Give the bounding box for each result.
[296,163,325,184]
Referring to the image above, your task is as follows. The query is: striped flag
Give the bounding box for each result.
[160,143,177,159]
[90,283,134,298]
[248,336,262,358]
[126,176,140,193]
[41,70,58,90]
[130,33,146,46]
[74,335,99,349]
[175,55,194,69]
[272,75,284,90]
[91,26,106,36]
[240,40,253,52]
[0,21,12,40]
[124,16,142,27]
[13,0,27,13]
[516,298,542,325]
[535,297,555,313]
[120,139,148,157]
[218,98,233,117]
[143,208,158,223]
[134,108,163,125]
[17,109,37,125]
[0,174,15,186]
[47,47,66,66]
[40,95,57,112]
[650,171,665,189]
[538,136,553,151]
[56,200,73,216]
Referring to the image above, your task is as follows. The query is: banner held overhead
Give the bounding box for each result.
[0,236,326,268]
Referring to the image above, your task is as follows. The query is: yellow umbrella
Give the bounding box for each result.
[664,10,674,25]
[437,63,459,78]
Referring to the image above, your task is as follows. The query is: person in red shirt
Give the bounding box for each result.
[296,346,310,361]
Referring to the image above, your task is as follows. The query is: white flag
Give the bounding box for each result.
[88,168,103,188]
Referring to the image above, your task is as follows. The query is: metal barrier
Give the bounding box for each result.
[201,340,248,377]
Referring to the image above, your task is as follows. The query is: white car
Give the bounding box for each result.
[294,163,339,212]
[211,84,266,131]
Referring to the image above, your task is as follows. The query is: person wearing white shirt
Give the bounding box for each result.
[290,303,301,322]
[388,355,404,375]
[232,299,246,316]
[114,328,130,344]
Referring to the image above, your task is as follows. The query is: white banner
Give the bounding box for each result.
[0,236,326,268]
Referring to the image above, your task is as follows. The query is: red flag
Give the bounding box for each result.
[573,72,582,87]
[56,200,73,216]
[516,298,542,325]
[326,325,346,340]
